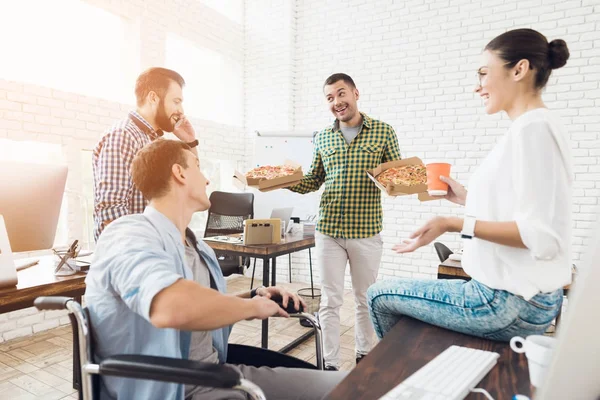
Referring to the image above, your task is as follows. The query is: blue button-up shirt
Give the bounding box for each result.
[85,206,231,400]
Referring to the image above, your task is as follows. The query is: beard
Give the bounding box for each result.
[155,99,176,132]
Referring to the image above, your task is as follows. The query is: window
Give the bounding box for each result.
[165,33,243,127]
[0,0,139,104]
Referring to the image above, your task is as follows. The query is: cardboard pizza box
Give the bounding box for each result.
[243,218,282,245]
[366,157,437,202]
[233,160,303,192]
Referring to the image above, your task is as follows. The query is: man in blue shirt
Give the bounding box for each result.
[85,139,346,399]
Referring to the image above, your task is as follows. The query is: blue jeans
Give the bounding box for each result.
[367,278,563,342]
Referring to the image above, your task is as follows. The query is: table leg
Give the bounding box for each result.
[250,258,257,290]
[262,257,270,349]
[271,257,277,287]
[279,330,315,354]
[308,248,314,297]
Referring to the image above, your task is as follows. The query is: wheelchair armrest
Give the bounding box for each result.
[34,296,73,310]
[99,355,240,388]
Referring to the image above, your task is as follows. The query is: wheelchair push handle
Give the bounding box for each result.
[272,298,304,314]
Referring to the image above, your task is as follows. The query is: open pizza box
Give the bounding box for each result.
[366,157,438,202]
[233,160,303,192]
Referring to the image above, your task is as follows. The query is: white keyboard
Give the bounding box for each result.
[379,345,500,400]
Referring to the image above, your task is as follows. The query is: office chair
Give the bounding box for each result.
[35,296,325,399]
[204,191,254,276]
[434,242,453,263]
[435,242,467,281]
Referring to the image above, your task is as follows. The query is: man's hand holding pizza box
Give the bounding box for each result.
[234,161,303,192]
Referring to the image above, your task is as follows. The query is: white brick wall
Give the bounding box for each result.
[244,0,600,289]
[2,0,599,341]
[243,0,299,287]
[0,0,246,341]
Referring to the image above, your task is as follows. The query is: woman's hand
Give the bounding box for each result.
[392,217,461,253]
[439,176,467,206]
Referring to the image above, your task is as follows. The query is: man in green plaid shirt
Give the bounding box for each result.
[289,73,401,370]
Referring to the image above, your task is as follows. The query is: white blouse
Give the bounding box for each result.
[462,108,573,300]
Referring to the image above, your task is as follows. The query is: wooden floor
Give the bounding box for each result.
[0,276,361,399]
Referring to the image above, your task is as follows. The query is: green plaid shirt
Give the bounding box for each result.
[290,113,401,238]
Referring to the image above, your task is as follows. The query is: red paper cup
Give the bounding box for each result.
[426,163,451,196]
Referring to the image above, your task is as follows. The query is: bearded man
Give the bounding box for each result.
[92,67,198,240]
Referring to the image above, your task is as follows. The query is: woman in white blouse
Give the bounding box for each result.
[367,28,573,342]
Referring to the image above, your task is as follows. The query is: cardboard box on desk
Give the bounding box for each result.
[366,157,437,202]
[233,161,303,192]
[243,219,282,245]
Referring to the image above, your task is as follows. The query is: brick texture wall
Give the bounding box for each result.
[245,0,600,289]
[2,0,598,341]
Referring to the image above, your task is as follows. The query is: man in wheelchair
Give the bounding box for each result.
[85,139,346,399]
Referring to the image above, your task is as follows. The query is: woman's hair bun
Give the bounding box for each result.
[548,39,569,70]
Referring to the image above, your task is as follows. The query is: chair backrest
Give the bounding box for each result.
[204,191,254,237]
[433,242,453,263]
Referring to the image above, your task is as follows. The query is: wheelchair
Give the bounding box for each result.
[34,296,323,400]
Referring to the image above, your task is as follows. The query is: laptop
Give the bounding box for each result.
[0,215,18,288]
[270,207,294,233]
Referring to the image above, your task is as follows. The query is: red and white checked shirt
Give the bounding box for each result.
[92,111,162,241]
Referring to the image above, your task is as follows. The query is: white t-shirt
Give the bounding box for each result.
[462,108,573,300]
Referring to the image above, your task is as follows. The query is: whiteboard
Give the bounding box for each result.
[251,135,322,220]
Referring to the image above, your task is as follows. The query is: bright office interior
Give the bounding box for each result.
[0,0,599,399]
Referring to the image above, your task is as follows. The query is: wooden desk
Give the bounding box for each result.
[438,258,470,280]
[204,232,316,351]
[327,317,531,400]
[0,258,86,314]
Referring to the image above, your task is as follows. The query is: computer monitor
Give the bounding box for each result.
[0,161,68,252]
[535,220,600,399]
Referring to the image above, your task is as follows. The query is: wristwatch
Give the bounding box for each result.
[251,285,265,298]
[461,215,477,240]
[185,139,199,148]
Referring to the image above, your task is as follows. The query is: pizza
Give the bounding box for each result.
[375,165,427,186]
[245,165,297,180]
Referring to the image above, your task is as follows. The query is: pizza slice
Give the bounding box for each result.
[375,164,427,186]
